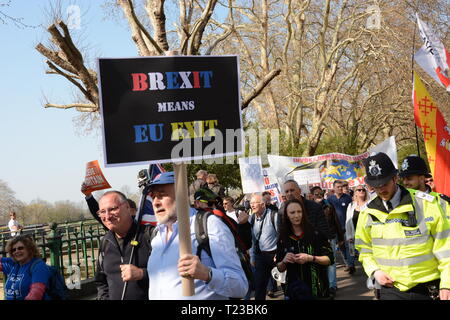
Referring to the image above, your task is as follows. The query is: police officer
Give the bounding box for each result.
[399,155,450,220]
[399,155,433,193]
[355,152,450,300]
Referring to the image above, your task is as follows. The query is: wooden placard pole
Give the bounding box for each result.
[174,162,195,296]
[165,50,194,296]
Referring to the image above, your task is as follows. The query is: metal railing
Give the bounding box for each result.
[0,219,107,285]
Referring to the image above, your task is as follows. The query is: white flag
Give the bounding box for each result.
[369,136,398,169]
[414,14,450,92]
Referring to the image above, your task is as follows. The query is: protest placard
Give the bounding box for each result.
[98,55,243,297]
[238,156,265,194]
[83,160,111,193]
[262,168,283,206]
[98,55,243,167]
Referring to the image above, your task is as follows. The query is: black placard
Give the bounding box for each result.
[97,56,242,167]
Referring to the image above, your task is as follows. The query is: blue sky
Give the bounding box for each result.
[0,0,152,204]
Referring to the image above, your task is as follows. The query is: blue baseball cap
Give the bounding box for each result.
[149,172,175,186]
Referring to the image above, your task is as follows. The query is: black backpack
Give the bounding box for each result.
[195,209,254,291]
[29,259,68,300]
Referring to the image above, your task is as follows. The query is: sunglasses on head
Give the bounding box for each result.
[12,246,25,253]
[356,189,366,192]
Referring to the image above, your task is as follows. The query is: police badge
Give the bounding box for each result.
[368,160,382,176]
[401,159,409,171]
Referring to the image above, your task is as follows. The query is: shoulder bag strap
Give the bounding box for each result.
[195,210,212,259]
[255,210,268,244]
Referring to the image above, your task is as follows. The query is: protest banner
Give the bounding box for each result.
[268,136,397,190]
[293,168,322,185]
[83,160,111,193]
[97,55,243,167]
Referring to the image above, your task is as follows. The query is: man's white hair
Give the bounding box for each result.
[196,170,208,178]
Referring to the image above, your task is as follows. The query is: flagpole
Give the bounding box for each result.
[411,8,421,158]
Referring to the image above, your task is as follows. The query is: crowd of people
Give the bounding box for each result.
[2,153,450,300]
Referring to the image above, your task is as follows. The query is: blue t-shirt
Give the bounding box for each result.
[327,194,353,232]
[1,257,50,300]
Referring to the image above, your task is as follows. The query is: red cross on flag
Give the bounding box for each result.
[413,71,450,196]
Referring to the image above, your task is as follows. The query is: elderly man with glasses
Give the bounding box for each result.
[94,191,153,300]
[248,193,279,300]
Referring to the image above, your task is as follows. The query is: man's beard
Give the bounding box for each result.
[156,207,177,225]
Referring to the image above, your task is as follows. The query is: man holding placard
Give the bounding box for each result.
[97,55,244,298]
[146,172,248,299]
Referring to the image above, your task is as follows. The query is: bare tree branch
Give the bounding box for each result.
[241,69,281,109]
[117,0,163,55]
[45,60,90,99]
[146,0,169,51]
[188,0,218,54]
[35,43,78,74]
[41,20,98,105]
[45,103,97,112]
[204,27,233,55]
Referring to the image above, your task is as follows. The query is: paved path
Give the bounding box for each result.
[266,258,375,300]
[332,262,375,300]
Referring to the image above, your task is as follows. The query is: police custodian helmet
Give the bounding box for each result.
[364,152,398,187]
[399,155,432,178]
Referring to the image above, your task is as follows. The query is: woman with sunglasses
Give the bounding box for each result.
[344,185,370,274]
[1,235,50,300]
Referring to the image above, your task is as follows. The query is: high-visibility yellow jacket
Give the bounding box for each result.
[436,193,450,221]
[355,185,450,291]
[420,190,449,221]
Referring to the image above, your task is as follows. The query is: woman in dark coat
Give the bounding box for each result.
[276,199,334,300]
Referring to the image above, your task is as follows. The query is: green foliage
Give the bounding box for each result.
[12,199,90,226]
[314,133,359,156]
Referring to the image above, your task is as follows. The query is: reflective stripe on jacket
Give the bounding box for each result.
[355,185,450,291]
[436,193,450,221]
